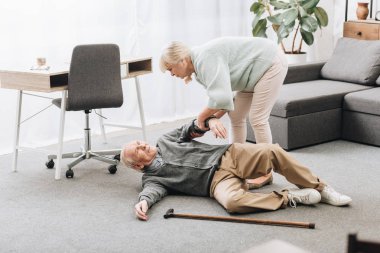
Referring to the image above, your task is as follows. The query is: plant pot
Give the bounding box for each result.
[285,53,307,65]
[356,2,369,20]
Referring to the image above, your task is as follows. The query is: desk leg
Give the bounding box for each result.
[12,90,23,172]
[55,90,67,180]
[135,77,147,141]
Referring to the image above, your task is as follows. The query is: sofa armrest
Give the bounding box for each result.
[284,61,326,84]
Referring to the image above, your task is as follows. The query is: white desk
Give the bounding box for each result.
[0,57,152,180]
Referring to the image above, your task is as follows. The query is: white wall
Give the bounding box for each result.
[0,0,137,154]
[0,0,371,155]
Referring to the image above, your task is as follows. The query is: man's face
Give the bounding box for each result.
[123,141,157,169]
[166,60,189,79]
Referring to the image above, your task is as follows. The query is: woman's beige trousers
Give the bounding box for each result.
[229,49,288,144]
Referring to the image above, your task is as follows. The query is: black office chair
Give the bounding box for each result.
[347,234,380,253]
[46,44,123,178]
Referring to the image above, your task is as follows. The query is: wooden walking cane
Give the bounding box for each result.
[163,209,315,229]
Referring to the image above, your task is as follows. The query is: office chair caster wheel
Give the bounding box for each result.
[108,165,117,174]
[66,169,74,178]
[113,154,120,161]
[45,159,55,169]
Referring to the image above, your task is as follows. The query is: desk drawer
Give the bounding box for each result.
[0,71,67,92]
[343,22,380,40]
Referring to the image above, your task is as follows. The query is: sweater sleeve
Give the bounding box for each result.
[198,55,234,111]
[138,181,168,208]
[161,120,204,143]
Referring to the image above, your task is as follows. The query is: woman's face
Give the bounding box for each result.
[166,59,191,79]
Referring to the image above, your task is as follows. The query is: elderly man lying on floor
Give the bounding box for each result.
[120,118,352,221]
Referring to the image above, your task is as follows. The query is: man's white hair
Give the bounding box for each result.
[120,145,133,168]
[159,41,191,73]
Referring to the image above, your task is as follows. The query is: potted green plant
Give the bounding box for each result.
[250,0,328,55]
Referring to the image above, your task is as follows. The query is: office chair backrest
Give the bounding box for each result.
[347,234,380,253]
[67,44,123,111]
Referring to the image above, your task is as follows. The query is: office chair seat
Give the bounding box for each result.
[46,44,124,178]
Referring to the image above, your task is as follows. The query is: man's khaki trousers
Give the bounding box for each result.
[210,143,325,213]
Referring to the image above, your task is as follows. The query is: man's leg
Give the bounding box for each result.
[264,144,351,206]
[226,143,326,191]
[210,143,325,212]
[210,144,312,213]
[210,143,349,212]
[211,171,287,213]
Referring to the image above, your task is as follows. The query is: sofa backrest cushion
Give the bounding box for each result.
[321,38,380,86]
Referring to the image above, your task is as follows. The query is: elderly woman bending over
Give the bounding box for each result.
[159,37,288,189]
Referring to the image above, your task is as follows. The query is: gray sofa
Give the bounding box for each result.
[246,38,380,150]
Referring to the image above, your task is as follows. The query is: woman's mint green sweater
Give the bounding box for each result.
[190,37,278,110]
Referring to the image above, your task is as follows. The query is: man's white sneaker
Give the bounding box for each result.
[287,188,321,208]
[321,185,352,206]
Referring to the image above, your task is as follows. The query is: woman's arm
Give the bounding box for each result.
[214,110,227,119]
[196,107,220,129]
[196,108,229,138]
[195,110,228,139]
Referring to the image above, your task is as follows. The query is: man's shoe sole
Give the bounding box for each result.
[321,198,352,206]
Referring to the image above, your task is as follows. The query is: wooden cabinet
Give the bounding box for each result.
[343,20,380,40]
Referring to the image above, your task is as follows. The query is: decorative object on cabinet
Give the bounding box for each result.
[345,0,373,21]
[356,2,369,20]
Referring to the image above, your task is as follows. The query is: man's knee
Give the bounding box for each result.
[246,143,274,155]
[267,143,284,155]
[222,190,244,213]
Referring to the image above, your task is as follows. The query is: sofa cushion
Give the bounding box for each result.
[321,38,380,86]
[343,87,380,116]
[272,80,371,117]
[377,75,380,86]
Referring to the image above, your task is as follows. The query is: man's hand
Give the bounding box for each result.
[135,200,149,221]
[208,118,227,139]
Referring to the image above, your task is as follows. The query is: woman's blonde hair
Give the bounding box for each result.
[159,41,191,73]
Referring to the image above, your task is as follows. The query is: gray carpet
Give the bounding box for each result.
[1,119,380,253]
